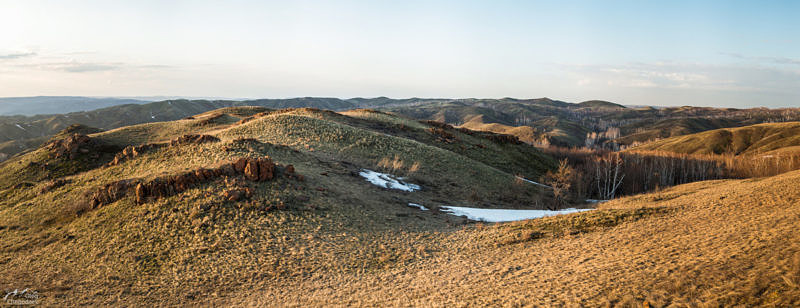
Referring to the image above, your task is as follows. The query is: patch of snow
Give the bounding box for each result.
[516,176,551,189]
[407,203,429,211]
[359,169,421,192]
[585,199,609,203]
[439,206,592,223]
[14,124,25,131]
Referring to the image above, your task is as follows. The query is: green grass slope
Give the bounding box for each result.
[630,121,800,155]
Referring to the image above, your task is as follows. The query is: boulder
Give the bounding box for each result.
[258,158,274,181]
[244,159,260,181]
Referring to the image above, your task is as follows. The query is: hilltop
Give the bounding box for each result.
[630,121,800,155]
[577,100,626,109]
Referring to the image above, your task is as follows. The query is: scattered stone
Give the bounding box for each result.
[107,143,163,166]
[223,187,254,202]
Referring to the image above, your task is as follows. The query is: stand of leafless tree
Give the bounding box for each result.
[541,146,800,200]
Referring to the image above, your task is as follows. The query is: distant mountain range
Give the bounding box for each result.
[2,96,800,161]
[0,96,151,116]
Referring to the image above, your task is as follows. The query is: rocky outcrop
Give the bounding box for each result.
[428,127,457,143]
[108,143,164,166]
[222,187,255,202]
[89,156,298,208]
[89,180,135,209]
[46,134,94,159]
[170,134,220,146]
[108,134,219,166]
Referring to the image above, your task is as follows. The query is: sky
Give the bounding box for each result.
[0,0,799,108]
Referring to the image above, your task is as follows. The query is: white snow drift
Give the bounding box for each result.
[359,169,421,192]
[407,203,429,211]
[516,176,551,189]
[439,206,592,223]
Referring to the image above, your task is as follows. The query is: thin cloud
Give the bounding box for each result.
[7,60,176,73]
[0,52,37,60]
[561,62,800,93]
[719,52,800,66]
[15,61,122,73]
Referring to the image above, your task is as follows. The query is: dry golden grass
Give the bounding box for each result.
[459,115,541,144]
[1,106,797,307]
[239,170,800,307]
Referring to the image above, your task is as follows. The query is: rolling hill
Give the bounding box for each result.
[577,100,627,109]
[630,121,800,155]
[0,106,797,306]
[0,106,560,305]
[3,97,800,161]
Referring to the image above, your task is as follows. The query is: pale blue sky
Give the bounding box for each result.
[1,0,798,107]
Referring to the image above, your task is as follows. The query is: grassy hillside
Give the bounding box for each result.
[245,169,800,307]
[0,106,558,306]
[616,117,739,145]
[0,106,797,306]
[631,121,800,155]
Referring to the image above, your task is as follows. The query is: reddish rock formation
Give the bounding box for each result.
[428,127,457,143]
[135,183,147,204]
[108,143,164,166]
[258,158,274,181]
[46,134,93,159]
[234,158,248,172]
[244,159,260,181]
[90,156,289,208]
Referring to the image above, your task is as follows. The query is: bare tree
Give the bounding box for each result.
[544,159,574,210]
[595,153,625,200]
